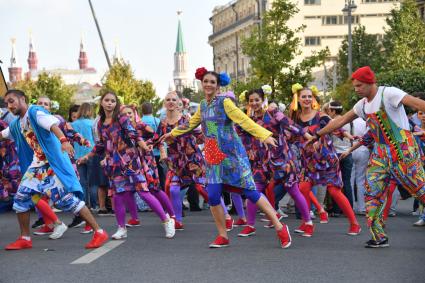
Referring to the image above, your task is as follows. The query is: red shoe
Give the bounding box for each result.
[33,225,54,235]
[276,213,284,221]
[175,220,184,230]
[264,221,275,229]
[5,237,33,250]
[277,225,292,249]
[234,218,247,227]
[85,230,109,249]
[238,225,256,237]
[294,222,306,234]
[209,235,229,248]
[348,223,361,236]
[302,223,314,237]
[319,211,329,224]
[80,224,94,234]
[126,219,141,227]
[226,218,234,232]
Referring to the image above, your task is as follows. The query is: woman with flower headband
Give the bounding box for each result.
[161,68,292,248]
[289,83,361,236]
[235,86,315,238]
[78,91,175,240]
[154,91,208,230]
[120,105,176,227]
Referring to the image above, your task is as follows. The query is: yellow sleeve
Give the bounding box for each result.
[223,98,272,142]
[170,106,202,137]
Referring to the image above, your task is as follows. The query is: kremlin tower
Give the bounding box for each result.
[8,38,22,83]
[173,11,191,93]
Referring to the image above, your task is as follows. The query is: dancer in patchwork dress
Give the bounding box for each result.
[237,87,314,238]
[78,92,175,240]
[317,66,425,248]
[161,68,292,249]
[289,84,361,236]
[154,92,207,230]
[121,105,175,228]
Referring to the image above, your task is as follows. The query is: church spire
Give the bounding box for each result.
[78,36,89,70]
[27,31,38,71]
[9,38,22,83]
[176,11,185,53]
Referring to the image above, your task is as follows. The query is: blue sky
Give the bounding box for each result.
[0,0,230,97]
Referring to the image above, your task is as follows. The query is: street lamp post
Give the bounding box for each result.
[342,0,357,77]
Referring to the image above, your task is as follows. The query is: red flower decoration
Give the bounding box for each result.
[195,67,208,80]
[204,138,227,165]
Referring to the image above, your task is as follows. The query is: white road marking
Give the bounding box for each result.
[71,240,125,264]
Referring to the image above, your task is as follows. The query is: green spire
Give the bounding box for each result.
[176,19,185,53]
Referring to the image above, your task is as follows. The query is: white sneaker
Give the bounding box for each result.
[112,227,127,239]
[413,219,425,227]
[276,209,288,218]
[49,222,68,239]
[164,218,175,239]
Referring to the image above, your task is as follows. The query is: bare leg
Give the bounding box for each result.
[255,196,283,231]
[79,207,101,231]
[17,212,31,237]
[210,205,227,238]
[98,186,107,210]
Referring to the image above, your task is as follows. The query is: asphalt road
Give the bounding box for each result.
[0,199,424,283]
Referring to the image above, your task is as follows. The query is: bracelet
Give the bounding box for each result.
[59,137,67,144]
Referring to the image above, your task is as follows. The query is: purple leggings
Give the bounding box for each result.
[170,185,184,222]
[151,190,175,217]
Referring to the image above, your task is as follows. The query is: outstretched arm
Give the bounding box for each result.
[170,107,202,137]
[402,95,425,113]
[316,110,358,137]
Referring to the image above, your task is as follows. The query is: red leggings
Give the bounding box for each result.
[299,181,358,225]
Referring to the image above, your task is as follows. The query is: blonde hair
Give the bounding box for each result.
[77,103,93,119]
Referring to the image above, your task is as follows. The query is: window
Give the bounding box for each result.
[304,0,321,4]
[322,15,359,25]
[361,0,398,3]
[305,37,321,46]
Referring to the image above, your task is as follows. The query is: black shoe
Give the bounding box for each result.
[68,216,86,228]
[365,238,389,248]
[31,218,44,229]
[107,209,115,216]
[190,206,202,212]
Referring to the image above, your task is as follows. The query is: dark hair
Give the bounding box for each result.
[246,88,265,102]
[5,89,28,103]
[77,103,93,119]
[329,101,343,115]
[412,92,425,101]
[68,104,80,121]
[98,91,121,123]
[202,71,220,84]
[141,102,153,115]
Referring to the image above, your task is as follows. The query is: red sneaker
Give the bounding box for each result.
[348,223,361,236]
[85,230,109,249]
[225,218,234,232]
[319,211,329,224]
[302,223,314,237]
[294,222,306,234]
[277,225,292,249]
[234,218,247,227]
[175,220,184,230]
[126,219,141,227]
[264,221,275,229]
[80,224,94,234]
[5,237,33,250]
[238,225,256,237]
[209,235,229,248]
[33,225,54,235]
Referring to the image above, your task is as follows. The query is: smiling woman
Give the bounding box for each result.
[161,67,292,249]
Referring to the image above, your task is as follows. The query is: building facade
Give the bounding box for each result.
[209,0,400,83]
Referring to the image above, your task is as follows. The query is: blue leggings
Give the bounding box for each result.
[207,183,260,206]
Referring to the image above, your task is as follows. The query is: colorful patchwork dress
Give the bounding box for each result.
[171,95,272,191]
[93,115,148,194]
[296,112,343,188]
[0,119,21,200]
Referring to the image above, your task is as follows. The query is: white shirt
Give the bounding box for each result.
[352,117,369,152]
[353,86,409,130]
[1,109,60,168]
[332,123,352,154]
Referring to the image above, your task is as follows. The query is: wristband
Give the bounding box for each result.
[59,137,67,144]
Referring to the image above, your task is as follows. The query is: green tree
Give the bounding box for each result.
[383,0,425,70]
[241,0,328,101]
[330,79,358,111]
[101,59,158,105]
[13,72,75,117]
[337,25,384,82]
[182,87,204,103]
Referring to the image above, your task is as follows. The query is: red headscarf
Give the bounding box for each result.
[351,66,376,84]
